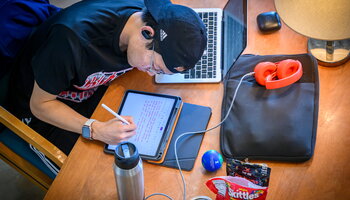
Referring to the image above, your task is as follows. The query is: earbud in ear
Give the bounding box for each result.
[142,30,153,40]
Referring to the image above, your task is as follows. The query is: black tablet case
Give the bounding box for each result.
[152,102,211,171]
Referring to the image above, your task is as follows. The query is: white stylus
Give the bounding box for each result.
[101,103,130,125]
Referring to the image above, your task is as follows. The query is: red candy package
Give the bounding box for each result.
[206,176,268,200]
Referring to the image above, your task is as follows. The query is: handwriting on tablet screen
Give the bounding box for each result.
[134,100,163,142]
[120,93,175,156]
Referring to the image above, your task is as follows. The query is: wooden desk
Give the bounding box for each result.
[45,0,350,199]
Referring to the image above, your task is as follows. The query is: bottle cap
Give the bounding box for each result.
[114,142,140,170]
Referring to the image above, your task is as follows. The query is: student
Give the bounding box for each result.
[8,0,207,159]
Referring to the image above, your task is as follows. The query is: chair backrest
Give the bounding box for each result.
[0,105,68,190]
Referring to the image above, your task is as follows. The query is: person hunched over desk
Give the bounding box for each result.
[7,0,207,174]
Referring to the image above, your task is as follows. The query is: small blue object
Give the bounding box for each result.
[201,150,223,172]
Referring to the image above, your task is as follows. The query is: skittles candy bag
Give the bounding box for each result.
[206,176,268,200]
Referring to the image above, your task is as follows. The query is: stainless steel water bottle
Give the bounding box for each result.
[113,142,144,200]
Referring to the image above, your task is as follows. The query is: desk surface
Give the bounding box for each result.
[45,0,350,199]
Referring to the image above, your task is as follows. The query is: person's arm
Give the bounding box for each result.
[30,81,136,144]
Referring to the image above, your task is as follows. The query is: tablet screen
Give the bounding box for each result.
[106,90,181,158]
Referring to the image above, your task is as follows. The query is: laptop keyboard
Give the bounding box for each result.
[184,12,217,79]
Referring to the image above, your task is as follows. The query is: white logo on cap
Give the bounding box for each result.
[160,29,168,41]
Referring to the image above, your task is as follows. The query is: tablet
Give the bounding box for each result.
[104,90,182,161]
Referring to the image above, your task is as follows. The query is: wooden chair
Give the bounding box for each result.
[0,106,67,190]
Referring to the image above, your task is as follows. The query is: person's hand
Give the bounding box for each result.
[91,116,137,144]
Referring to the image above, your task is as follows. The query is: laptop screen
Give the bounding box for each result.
[222,0,247,78]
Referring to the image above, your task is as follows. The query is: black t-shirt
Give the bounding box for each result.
[10,0,143,117]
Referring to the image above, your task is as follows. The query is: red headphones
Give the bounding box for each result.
[254,59,303,89]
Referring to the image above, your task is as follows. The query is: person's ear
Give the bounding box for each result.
[141,26,154,40]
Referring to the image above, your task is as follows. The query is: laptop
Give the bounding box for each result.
[155,0,247,83]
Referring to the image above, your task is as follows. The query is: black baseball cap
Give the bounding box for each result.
[144,0,207,73]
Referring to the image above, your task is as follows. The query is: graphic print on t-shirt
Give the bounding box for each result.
[58,68,132,102]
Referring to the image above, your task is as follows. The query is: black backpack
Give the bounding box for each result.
[220,54,319,162]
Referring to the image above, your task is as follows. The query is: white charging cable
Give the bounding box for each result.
[145,72,255,200]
